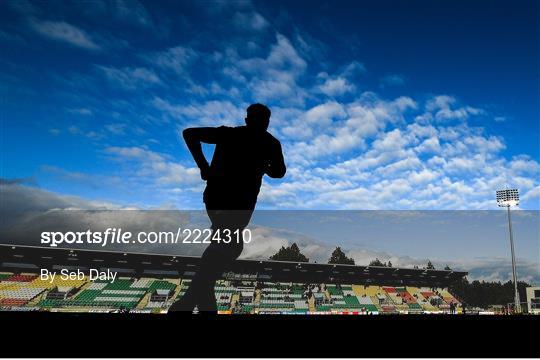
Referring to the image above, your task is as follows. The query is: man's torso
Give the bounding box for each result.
[204,126,279,209]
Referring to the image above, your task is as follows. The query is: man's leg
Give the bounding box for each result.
[169,209,251,313]
[193,209,251,312]
[168,241,222,312]
[192,233,245,312]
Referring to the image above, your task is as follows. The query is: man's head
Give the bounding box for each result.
[245,103,271,131]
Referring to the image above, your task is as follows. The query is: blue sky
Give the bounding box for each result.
[1,0,539,210]
[1,1,539,280]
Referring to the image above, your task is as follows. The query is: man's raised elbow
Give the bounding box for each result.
[182,128,194,139]
[271,166,286,179]
[183,128,199,143]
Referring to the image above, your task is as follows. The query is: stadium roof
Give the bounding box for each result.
[0,244,467,287]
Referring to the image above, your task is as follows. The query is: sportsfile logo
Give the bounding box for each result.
[40,228,252,247]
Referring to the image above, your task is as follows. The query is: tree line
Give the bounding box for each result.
[449,277,530,309]
[269,243,531,307]
[269,243,444,270]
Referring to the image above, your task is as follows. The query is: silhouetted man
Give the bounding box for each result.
[169,103,286,313]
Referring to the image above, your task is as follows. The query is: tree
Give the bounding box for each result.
[444,265,452,271]
[449,278,530,309]
[426,260,435,270]
[387,261,393,268]
[369,258,385,267]
[328,247,355,265]
[269,243,309,262]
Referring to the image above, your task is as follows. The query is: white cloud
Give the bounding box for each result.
[110,0,153,27]
[65,125,103,140]
[304,102,346,125]
[255,92,539,210]
[265,33,307,72]
[318,76,355,96]
[522,186,540,202]
[105,146,201,187]
[280,102,346,140]
[425,95,484,121]
[66,107,93,116]
[104,123,127,135]
[0,181,121,212]
[233,11,270,31]
[97,65,162,90]
[236,33,307,75]
[152,97,245,126]
[510,155,540,174]
[415,136,441,154]
[144,46,198,75]
[287,95,417,164]
[315,61,366,97]
[222,33,308,104]
[30,20,100,50]
[341,61,367,76]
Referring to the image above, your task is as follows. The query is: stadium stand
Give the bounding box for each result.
[0,244,465,314]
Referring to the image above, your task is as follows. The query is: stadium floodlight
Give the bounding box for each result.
[496,188,519,207]
[496,188,521,314]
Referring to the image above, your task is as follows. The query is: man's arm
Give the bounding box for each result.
[182,127,223,180]
[265,140,286,178]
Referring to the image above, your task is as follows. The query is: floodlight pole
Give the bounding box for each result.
[506,204,521,314]
[497,188,521,314]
